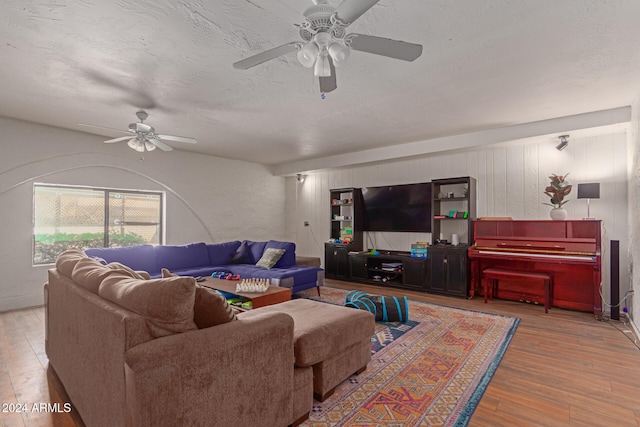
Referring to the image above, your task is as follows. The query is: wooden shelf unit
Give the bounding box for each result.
[326,188,363,279]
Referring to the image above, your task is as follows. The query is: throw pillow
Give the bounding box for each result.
[161,268,176,278]
[255,248,285,269]
[193,285,238,328]
[99,275,198,338]
[107,262,149,280]
[162,268,237,328]
[265,240,296,268]
[229,241,251,264]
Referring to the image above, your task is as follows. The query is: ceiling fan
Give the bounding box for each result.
[79,110,197,152]
[233,0,423,94]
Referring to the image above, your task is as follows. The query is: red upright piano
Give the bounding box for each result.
[468,219,602,314]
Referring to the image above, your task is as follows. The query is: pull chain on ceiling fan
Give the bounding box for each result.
[233,0,423,94]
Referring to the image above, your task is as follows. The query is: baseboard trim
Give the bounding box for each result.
[0,294,45,313]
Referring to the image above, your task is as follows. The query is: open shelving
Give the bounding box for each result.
[431,177,476,246]
[430,176,476,297]
[326,188,363,279]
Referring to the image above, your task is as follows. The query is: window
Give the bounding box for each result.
[33,184,164,265]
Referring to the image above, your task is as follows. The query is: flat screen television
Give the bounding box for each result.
[361,182,432,232]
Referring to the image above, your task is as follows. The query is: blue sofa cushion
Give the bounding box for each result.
[265,240,296,268]
[85,245,157,275]
[245,240,267,264]
[207,241,241,265]
[229,241,251,264]
[154,242,209,272]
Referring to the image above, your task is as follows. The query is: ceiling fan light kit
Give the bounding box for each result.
[144,140,157,152]
[297,43,319,67]
[127,138,145,153]
[233,0,423,94]
[328,42,350,64]
[314,52,332,77]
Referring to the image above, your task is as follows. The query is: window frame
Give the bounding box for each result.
[33,183,165,265]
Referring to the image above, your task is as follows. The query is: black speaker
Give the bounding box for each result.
[610,240,620,321]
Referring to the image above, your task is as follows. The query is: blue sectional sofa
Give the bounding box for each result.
[85,240,324,295]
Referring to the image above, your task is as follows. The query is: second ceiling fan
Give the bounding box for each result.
[233,0,423,94]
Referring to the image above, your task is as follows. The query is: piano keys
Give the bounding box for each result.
[468,219,601,314]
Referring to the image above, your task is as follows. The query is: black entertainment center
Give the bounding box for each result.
[325,177,476,298]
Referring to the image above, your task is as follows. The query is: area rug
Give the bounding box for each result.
[295,287,520,427]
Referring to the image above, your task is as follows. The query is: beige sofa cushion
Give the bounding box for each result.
[255,299,375,367]
[193,285,238,328]
[56,249,87,277]
[72,258,125,294]
[161,268,237,328]
[99,275,198,338]
[106,262,150,280]
[72,258,152,294]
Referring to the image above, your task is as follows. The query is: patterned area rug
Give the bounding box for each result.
[295,287,520,427]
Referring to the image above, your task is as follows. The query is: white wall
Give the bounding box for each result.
[290,131,630,317]
[630,95,640,330]
[0,117,288,312]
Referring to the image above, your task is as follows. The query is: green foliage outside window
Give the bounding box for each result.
[34,232,147,264]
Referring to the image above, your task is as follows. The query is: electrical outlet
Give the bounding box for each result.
[304,221,309,226]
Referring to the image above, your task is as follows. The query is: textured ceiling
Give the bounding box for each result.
[1,0,640,169]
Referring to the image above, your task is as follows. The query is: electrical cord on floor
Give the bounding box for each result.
[596,313,640,351]
[599,288,634,309]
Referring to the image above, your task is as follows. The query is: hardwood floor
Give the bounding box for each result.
[1,280,639,427]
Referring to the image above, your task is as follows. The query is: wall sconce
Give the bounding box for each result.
[577,183,600,219]
[556,134,569,151]
[296,174,306,183]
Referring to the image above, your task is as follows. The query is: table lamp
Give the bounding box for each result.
[577,183,600,219]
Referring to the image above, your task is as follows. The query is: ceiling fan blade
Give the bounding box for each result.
[78,123,129,134]
[319,58,337,93]
[233,42,299,70]
[148,138,173,152]
[156,134,197,144]
[84,69,158,110]
[334,0,380,25]
[104,136,133,144]
[348,34,423,61]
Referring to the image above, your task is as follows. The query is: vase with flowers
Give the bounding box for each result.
[543,173,572,220]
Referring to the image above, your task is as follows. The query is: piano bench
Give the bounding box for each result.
[481,268,553,313]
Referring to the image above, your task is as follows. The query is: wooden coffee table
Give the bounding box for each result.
[200,277,291,309]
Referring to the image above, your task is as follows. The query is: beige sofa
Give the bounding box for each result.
[45,250,374,427]
[45,250,314,426]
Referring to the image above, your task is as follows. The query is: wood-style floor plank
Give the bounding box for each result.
[0,279,638,427]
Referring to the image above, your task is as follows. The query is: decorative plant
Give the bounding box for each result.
[543,173,572,208]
